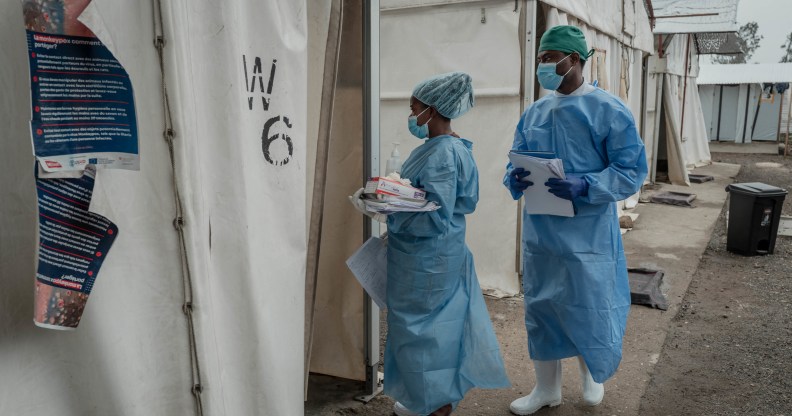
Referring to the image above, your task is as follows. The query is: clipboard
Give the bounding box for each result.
[509,151,575,217]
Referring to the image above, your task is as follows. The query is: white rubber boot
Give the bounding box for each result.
[393,401,419,416]
[577,356,604,406]
[509,359,563,415]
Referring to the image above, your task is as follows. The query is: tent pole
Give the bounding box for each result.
[751,87,763,140]
[716,85,724,141]
[679,34,690,143]
[784,85,792,157]
[304,0,343,399]
[742,85,751,143]
[515,0,536,283]
[358,0,383,402]
[776,89,784,142]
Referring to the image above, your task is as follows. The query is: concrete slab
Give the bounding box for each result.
[779,216,792,237]
[709,141,780,154]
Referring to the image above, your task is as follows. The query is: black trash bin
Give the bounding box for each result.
[726,182,788,255]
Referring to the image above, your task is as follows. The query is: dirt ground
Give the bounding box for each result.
[639,152,792,415]
[308,151,792,416]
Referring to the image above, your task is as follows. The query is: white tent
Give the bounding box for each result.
[641,0,742,185]
[0,1,667,413]
[698,63,792,142]
[1,1,308,414]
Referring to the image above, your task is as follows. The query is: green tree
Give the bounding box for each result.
[712,22,763,64]
[780,32,792,63]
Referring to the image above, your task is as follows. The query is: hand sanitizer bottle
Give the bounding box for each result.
[385,142,402,174]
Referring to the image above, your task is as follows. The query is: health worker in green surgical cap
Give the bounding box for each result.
[504,25,648,415]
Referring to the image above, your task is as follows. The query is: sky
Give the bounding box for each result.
[736,0,792,63]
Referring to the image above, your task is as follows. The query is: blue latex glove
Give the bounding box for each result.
[545,176,589,201]
[508,167,533,193]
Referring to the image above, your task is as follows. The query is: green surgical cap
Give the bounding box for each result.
[412,72,474,119]
[538,25,595,61]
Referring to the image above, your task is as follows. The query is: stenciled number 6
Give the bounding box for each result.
[261,115,294,166]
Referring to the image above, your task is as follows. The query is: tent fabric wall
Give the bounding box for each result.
[304,0,370,383]
[661,73,690,184]
[539,0,654,53]
[647,34,711,185]
[1,1,307,414]
[642,70,663,183]
[307,0,367,381]
[380,0,523,295]
[681,77,711,166]
[699,83,716,139]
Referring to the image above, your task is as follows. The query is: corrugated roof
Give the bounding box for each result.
[651,0,739,34]
[698,64,792,85]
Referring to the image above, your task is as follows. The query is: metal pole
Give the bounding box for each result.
[776,88,784,142]
[515,0,536,281]
[786,88,791,156]
[679,34,690,142]
[742,85,751,143]
[654,12,720,19]
[716,85,724,141]
[357,0,383,402]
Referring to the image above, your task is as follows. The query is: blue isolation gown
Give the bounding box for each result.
[385,135,510,414]
[503,84,647,383]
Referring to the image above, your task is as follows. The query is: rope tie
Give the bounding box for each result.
[152,0,204,414]
[173,216,185,230]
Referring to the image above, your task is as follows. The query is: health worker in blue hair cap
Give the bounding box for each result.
[503,25,648,415]
[350,71,510,416]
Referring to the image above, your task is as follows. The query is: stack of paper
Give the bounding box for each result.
[508,150,574,217]
[363,196,440,214]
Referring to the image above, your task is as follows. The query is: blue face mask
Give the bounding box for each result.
[537,54,574,91]
[408,107,432,139]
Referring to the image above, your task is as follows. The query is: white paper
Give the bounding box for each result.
[509,151,575,217]
[345,237,388,309]
[364,198,441,213]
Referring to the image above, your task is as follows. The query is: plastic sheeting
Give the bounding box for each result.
[651,0,739,34]
[540,0,654,53]
[0,1,307,414]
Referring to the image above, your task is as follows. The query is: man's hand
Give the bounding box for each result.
[545,176,589,201]
[508,168,534,193]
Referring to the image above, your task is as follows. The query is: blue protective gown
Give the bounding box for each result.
[503,86,647,383]
[385,135,510,414]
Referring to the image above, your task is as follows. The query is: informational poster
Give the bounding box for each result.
[34,164,118,329]
[23,0,138,173]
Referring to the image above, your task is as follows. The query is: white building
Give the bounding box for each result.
[698,63,792,143]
